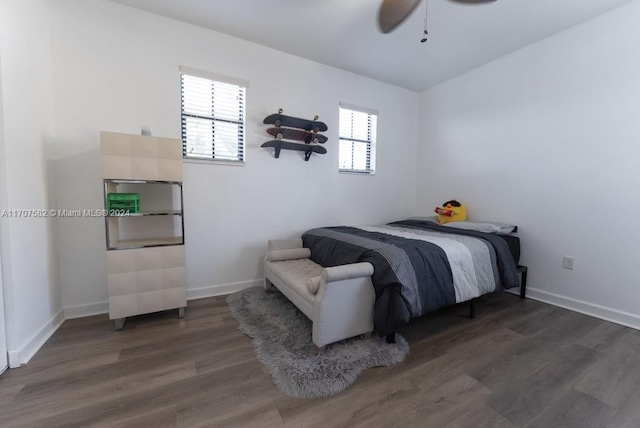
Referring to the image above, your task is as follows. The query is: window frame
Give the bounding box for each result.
[180,66,249,165]
[338,103,378,175]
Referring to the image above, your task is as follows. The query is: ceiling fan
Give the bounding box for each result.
[378,0,497,34]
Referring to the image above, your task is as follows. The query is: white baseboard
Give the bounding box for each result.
[187,279,262,300]
[512,287,640,331]
[64,301,109,319]
[8,350,20,369]
[8,309,65,368]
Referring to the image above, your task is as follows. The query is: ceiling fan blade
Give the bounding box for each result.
[448,0,497,3]
[378,0,422,34]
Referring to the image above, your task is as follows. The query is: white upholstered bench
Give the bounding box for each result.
[264,238,375,347]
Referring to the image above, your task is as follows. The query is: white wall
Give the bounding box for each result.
[0,0,62,366]
[418,1,640,327]
[51,0,419,314]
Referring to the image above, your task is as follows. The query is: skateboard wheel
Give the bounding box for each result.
[313,127,319,133]
[277,133,283,139]
[278,108,283,114]
[275,120,282,127]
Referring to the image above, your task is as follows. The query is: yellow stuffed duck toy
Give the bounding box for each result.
[434,200,467,225]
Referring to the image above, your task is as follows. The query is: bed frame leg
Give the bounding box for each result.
[386,333,396,344]
[518,265,528,299]
[469,299,476,319]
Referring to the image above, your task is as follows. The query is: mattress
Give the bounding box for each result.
[302,219,521,335]
[497,234,520,265]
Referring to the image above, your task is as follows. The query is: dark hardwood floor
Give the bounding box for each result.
[1,291,637,427]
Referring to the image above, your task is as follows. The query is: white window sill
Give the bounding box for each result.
[339,169,375,176]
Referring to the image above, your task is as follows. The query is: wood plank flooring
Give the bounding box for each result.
[1,292,638,427]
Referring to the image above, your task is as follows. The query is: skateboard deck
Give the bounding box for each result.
[261,140,327,161]
[263,113,328,132]
[267,127,328,144]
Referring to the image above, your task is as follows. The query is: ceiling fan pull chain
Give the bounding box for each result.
[421,0,428,43]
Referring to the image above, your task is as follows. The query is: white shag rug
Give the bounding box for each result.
[226,286,409,399]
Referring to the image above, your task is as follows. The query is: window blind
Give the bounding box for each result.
[338,105,377,174]
[181,71,246,162]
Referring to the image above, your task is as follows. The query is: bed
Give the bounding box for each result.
[301,218,523,338]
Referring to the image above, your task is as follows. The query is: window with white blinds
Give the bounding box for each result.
[339,104,377,174]
[180,67,247,163]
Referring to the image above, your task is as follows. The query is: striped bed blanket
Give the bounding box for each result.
[302,219,520,336]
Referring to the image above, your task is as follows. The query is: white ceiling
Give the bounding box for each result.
[110,0,634,92]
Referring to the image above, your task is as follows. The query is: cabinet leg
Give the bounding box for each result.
[114,318,126,330]
[178,307,185,319]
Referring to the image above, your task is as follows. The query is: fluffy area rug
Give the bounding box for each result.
[226,286,409,399]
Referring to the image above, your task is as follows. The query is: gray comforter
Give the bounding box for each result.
[302,219,520,336]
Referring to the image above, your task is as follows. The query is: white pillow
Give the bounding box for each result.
[443,221,516,235]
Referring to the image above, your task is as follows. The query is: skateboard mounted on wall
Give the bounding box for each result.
[263,110,328,133]
[266,127,328,144]
[261,140,327,161]
[261,109,328,161]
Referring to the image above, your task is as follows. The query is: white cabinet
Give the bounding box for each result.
[101,132,186,329]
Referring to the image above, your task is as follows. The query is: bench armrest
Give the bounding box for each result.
[267,238,303,251]
[312,262,375,347]
[321,262,374,283]
[266,248,311,262]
